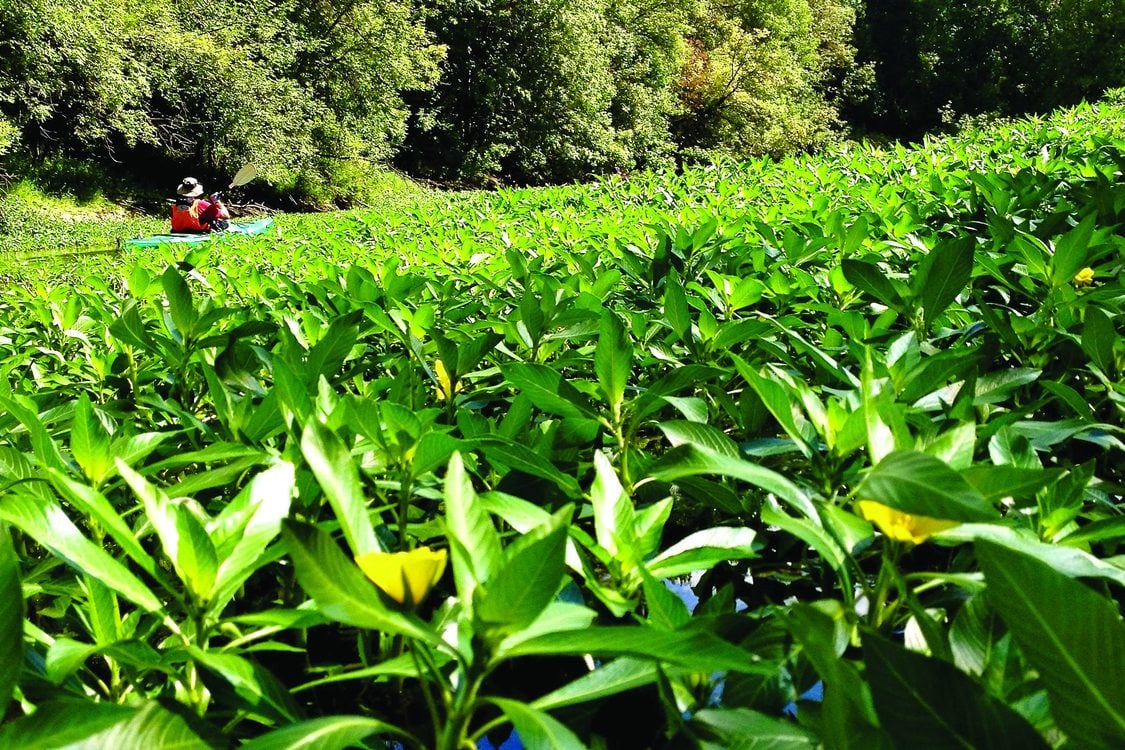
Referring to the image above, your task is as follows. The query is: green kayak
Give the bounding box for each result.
[124,217,275,249]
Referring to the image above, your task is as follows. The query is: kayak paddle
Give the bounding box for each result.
[228,163,258,189]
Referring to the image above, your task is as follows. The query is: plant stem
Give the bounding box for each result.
[438,665,487,750]
[410,645,443,745]
[399,468,414,548]
[871,541,903,630]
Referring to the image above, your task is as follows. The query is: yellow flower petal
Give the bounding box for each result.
[857,500,960,545]
[1073,267,1095,287]
[355,546,448,606]
[435,359,461,401]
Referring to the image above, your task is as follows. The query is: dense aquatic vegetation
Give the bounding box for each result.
[0,97,1121,748]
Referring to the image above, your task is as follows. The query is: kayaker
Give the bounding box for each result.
[171,177,231,232]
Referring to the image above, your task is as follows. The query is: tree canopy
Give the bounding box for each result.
[0,0,1121,194]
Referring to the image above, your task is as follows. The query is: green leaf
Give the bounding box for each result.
[411,432,463,476]
[647,526,757,579]
[860,359,897,464]
[69,395,111,484]
[922,422,976,470]
[79,700,214,749]
[856,450,998,521]
[842,259,903,310]
[590,451,636,558]
[444,451,502,607]
[82,574,119,647]
[501,363,596,419]
[534,657,658,710]
[595,309,632,413]
[191,648,300,724]
[145,442,269,473]
[916,237,973,327]
[299,422,379,556]
[786,603,889,750]
[168,456,271,498]
[977,540,1125,749]
[281,521,437,644]
[658,420,741,459]
[0,393,67,472]
[899,353,979,407]
[488,698,585,750]
[693,707,819,749]
[161,266,197,340]
[476,508,570,632]
[456,332,504,377]
[731,358,813,458]
[646,443,817,520]
[764,318,860,388]
[240,716,409,750]
[46,469,158,578]
[0,701,131,749]
[1041,380,1095,420]
[1082,306,1116,375]
[961,466,1063,506]
[632,365,724,424]
[663,270,691,339]
[0,525,22,711]
[0,494,163,612]
[293,649,447,692]
[0,447,51,502]
[173,505,218,603]
[863,630,1049,750]
[1059,517,1125,546]
[0,699,211,749]
[117,461,215,602]
[502,626,767,675]
[641,571,691,629]
[305,313,361,381]
[973,368,1041,405]
[209,462,295,609]
[477,437,581,496]
[633,498,673,560]
[45,638,100,684]
[761,503,847,573]
[109,303,162,354]
[495,602,598,656]
[518,286,545,344]
[110,432,171,472]
[937,524,1125,588]
[949,593,1002,677]
[1050,212,1097,285]
[45,638,164,685]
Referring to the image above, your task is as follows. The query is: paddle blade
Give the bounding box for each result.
[229,164,258,188]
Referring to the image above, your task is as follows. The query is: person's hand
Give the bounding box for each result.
[209,192,222,203]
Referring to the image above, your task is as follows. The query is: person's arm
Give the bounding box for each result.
[197,196,230,225]
[208,193,231,220]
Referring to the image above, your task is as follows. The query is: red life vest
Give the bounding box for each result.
[170,199,209,232]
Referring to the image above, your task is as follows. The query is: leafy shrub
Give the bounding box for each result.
[0,95,1121,748]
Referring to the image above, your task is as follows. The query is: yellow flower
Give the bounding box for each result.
[856,500,960,545]
[434,359,462,401]
[1073,267,1095,287]
[355,546,448,606]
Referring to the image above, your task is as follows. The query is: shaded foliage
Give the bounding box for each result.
[849,0,1125,138]
[0,0,439,200]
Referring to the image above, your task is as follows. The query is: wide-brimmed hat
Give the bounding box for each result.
[176,177,204,198]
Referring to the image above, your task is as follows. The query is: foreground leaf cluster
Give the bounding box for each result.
[0,97,1121,748]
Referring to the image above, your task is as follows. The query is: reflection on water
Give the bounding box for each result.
[477,730,522,750]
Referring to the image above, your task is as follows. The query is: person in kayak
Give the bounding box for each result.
[171,177,230,232]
